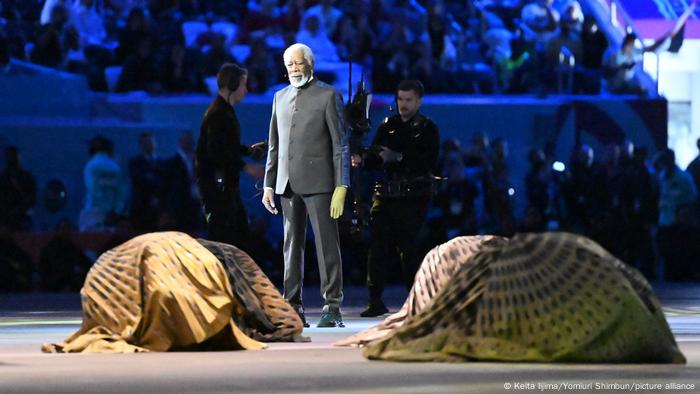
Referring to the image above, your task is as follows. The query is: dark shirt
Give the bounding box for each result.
[128,153,165,231]
[0,167,37,231]
[362,113,440,181]
[196,95,250,199]
[687,156,700,196]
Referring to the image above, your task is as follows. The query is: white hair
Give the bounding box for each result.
[283,43,315,68]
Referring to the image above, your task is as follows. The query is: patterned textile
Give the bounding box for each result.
[42,232,267,353]
[361,232,686,363]
[335,235,505,347]
[197,239,305,342]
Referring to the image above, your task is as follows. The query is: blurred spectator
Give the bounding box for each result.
[435,138,479,237]
[520,0,559,44]
[163,131,202,233]
[0,33,9,68]
[560,144,599,233]
[462,132,490,230]
[543,5,583,91]
[79,136,128,232]
[31,3,70,68]
[303,0,343,36]
[602,33,644,95]
[524,147,550,224]
[238,0,282,44]
[147,0,185,49]
[0,225,33,292]
[245,35,277,93]
[159,42,206,93]
[481,11,513,90]
[0,146,37,231]
[128,132,165,233]
[655,148,699,280]
[295,14,339,63]
[656,148,696,227]
[581,17,607,69]
[1,1,31,61]
[621,145,658,278]
[483,136,515,235]
[115,7,153,63]
[590,143,626,257]
[410,40,436,91]
[108,0,144,19]
[373,14,411,92]
[38,219,92,291]
[202,32,236,77]
[280,0,307,33]
[387,0,427,40]
[71,0,108,47]
[501,36,533,93]
[685,137,700,196]
[332,14,375,63]
[116,36,162,93]
[40,0,71,26]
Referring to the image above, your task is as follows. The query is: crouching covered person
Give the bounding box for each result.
[43,232,305,353]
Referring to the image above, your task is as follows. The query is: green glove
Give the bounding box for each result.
[330,186,347,219]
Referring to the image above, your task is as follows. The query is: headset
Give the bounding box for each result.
[217,63,246,95]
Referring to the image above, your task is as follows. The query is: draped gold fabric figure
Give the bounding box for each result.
[359,232,686,363]
[42,232,302,353]
[336,235,506,347]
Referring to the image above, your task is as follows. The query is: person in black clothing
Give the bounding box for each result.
[0,146,37,231]
[196,63,265,253]
[38,219,92,291]
[351,80,440,317]
[128,132,165,233]
[164,131,202,233]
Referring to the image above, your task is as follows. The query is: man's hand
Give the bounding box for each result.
[249,141,268,160]
[244,164,264,181]
[378,146,403,163]
[262,187,278,215]
[330,186,347,219]
[351,154,362,167]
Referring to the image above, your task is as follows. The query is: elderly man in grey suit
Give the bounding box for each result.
[262,43,350,328]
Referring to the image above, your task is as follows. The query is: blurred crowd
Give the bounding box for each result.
[424,135,700,283]
[0,0,641,95]
[3,131,700,292]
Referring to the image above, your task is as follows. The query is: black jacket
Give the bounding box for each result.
[363,112,440,181]
[196,95,251,200]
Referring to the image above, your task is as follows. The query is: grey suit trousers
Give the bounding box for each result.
[281,188,343,311]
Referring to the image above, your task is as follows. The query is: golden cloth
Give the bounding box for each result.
[336,235,505,347]
[360,232,686,363]
[42,232,297,353]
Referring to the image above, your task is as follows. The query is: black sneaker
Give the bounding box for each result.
[317,309,344,328]
[360,301,389,317]
[291,304,310,328]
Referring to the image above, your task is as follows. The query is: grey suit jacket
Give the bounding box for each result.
[264,78,350,195]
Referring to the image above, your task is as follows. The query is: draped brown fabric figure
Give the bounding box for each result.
[43,232,303,353]
[198,239,306,343]
[353,232,685,363]
[336,235,506,347]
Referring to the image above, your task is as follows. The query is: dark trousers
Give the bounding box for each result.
[366,197,429,302]
[280,184,343,311]
[204,189,250,253]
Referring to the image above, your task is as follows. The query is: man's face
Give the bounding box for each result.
[231,75,248,104]
[397,89,421,120]
[286,50,312,87]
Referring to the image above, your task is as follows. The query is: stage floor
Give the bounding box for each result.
[1,284,700,394]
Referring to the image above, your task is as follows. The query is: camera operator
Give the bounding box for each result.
[351,79,440,317]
